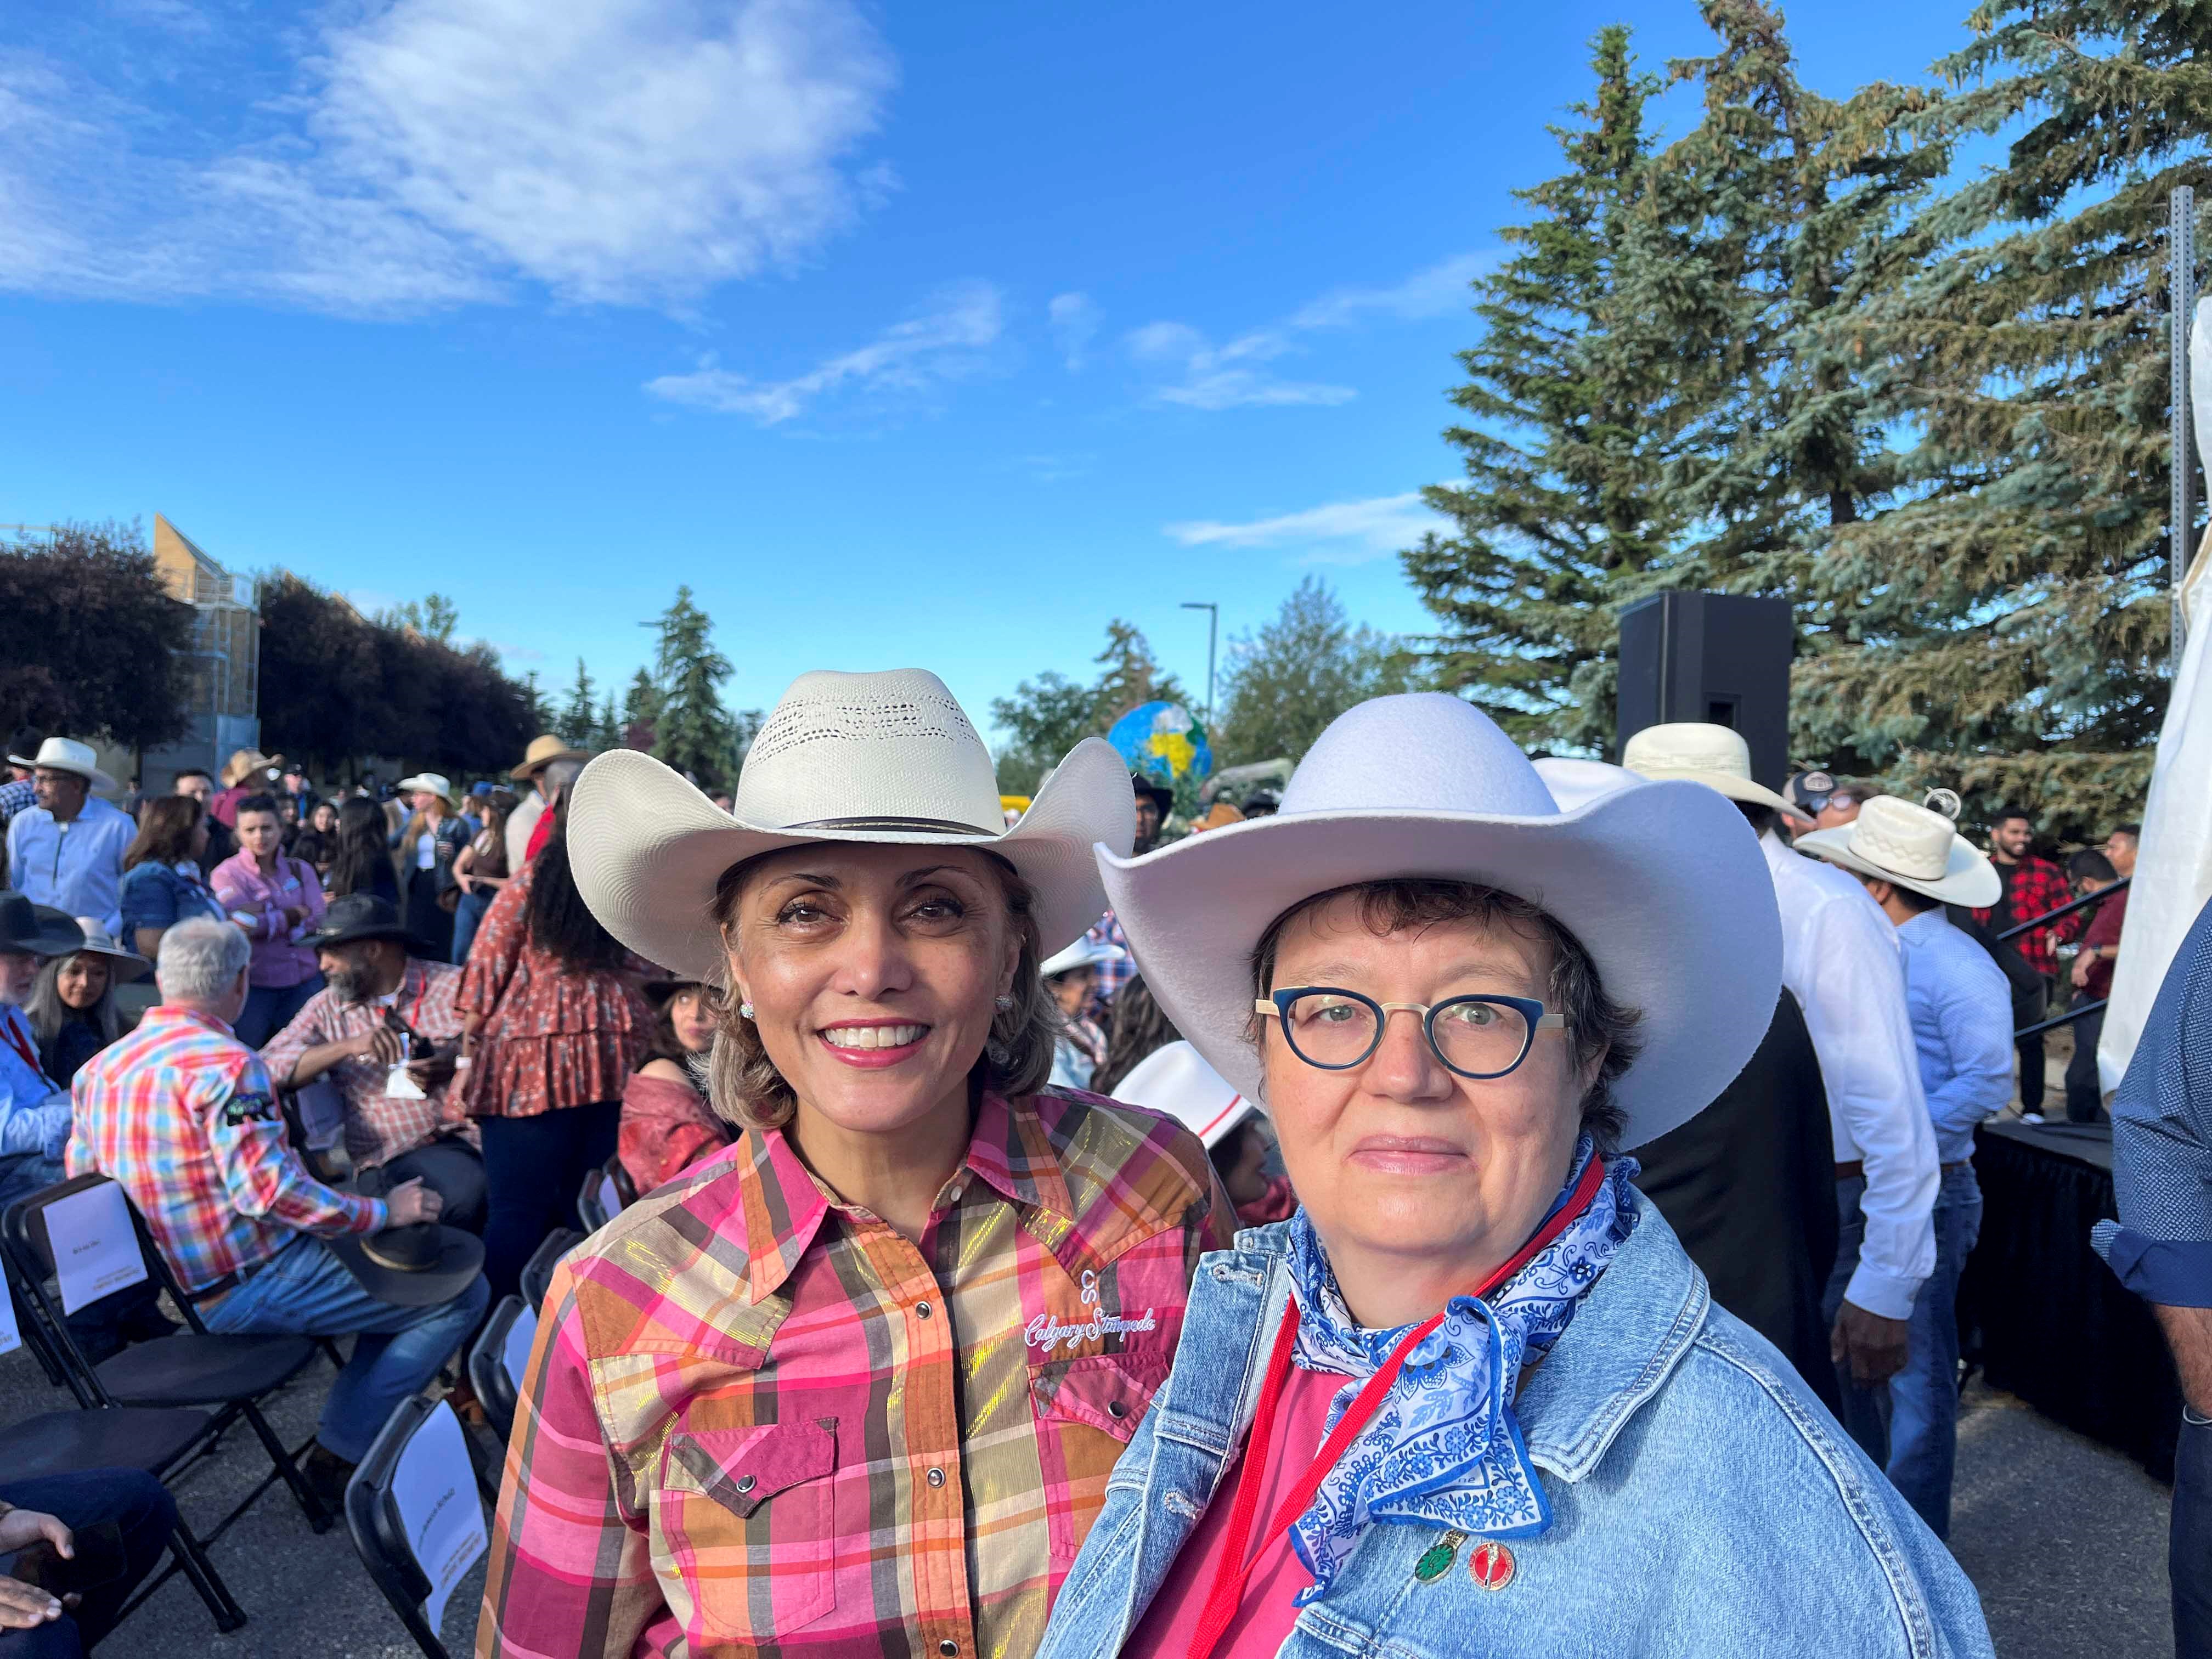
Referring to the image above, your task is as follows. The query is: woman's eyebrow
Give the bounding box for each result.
[759,870,843,890]
[896,864,979,887]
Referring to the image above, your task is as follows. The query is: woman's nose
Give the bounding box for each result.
[1366,1007,1454,1102]
[829,910,917,998]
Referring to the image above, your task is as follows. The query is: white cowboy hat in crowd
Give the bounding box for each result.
[569,668,1136,983]
[1111,1040,1259,1149]
[6,738,115,794]
[1095,692,1782,1150]
[1040,937,1126,980]
[395,773,460,811]
[66,920,150,981]
[1620,723,1812,823]
[1530,756,1635,815]
[1795,795,2001,909]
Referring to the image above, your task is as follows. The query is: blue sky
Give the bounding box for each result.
[2,0,1980,741]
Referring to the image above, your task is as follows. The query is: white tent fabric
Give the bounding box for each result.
[2097,297,2212,1090]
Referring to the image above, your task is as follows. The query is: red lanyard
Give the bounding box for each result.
[0,1011,49,1085]
[1184,1153,1607,1659]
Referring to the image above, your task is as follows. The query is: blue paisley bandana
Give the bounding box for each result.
[1282,1136,1638,1599]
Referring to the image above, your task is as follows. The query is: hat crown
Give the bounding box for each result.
[736,669,1003,834]
[1621,722,1754,783]
[1847,796,1956,881]
[32,738,99,775]
[1281,693,1558,819]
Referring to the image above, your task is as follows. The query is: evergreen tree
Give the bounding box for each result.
[622,667,663,749]
[651,586,741,791]
[595,691,622,751]
[1213,578,1416,767]
[522,670,548,732]
[558,657,599,749]
[1791,0,2202,827]
[991,620,1187,794]
[1403,26,1676,751]
[1089,619,1186,725]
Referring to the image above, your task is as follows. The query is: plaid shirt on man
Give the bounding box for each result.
[478,1087,1232,1659]
[0,777,33,835]
[259,959,476,1170]
[1971,854,2078,978]
[1085,910,1135,1005]
[68,1005,385,1296]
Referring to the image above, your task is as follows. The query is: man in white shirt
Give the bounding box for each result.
[4,740,135,937]
[502,737,588,871]
[1625,726,1939,1462]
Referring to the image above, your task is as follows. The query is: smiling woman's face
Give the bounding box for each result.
[725,843,1022,1142]
[1263,893,1590,1297]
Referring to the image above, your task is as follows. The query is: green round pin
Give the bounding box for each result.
[1413,1529,1469,1583]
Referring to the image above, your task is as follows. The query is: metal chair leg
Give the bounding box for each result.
[165,1511,248,1633]
[241,1399,335,1532]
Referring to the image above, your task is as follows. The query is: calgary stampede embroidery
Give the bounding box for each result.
[1024,1268,1159,1353]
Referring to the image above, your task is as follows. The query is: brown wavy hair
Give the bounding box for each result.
[124,795,204,871]
[703,849,1059,1131]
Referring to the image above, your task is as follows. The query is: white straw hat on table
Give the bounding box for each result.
[568,668,1135,983]
[1795,796,2001,909]
[1093,693,1782,1151]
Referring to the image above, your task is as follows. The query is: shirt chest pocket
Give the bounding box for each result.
[652,1418,839,1644]
[1030,1351,1167,1562]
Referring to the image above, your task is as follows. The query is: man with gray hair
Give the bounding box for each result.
[503,735,589,871]
[69,917,488,1508]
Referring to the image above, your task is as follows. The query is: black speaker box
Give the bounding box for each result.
[1616,591,1793,788]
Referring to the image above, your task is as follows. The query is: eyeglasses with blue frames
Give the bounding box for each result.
[1253,987,1568,1080]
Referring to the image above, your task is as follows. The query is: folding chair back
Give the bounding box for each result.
[4,1174,150,1325]
[603,1155,637,1210]
[345,1396,491,1659]
[575,1166,608,1233]
[518,1228,581,1316]
[467,1296,537,1442]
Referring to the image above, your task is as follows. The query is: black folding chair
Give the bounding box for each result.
[575,1168,609,1234]
[466,1295,534,1443]
[2,1175,336,1536]
[345,1395,490,1659]
[518,1229,580,1316]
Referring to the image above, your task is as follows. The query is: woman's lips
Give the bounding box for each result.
[1348,1135,1466,1175]
[817,1022,932,1069]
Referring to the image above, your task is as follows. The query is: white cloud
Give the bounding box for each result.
[1290,251,1489,329]
[0,0,897,315]
[1048,291,1101,371]
[645,281,1004,424]
[1125,323,1356,411]
[1164,490,1446,564]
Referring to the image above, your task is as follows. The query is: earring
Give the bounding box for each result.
[994,994,1016,1011]
[738,1001,755,1020]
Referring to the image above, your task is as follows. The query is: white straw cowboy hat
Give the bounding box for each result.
[510,733,590,782]
[1040,936,1125,980]
[66,920,150,981]
[1795,795,2001,909]
[394,772,461,812]
[569,668,1135,983]
[1111,1040,1259,1149]
[7,738,115,794]
[1095,693,1782,1150]
[1620,722,1811,823]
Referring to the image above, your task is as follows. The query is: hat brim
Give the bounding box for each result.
[11,755,117,794]
[1636,767,1813,825]
[1793,828,2002,909]
[568,738,1136,982]
[304,922,419,952]
[326,1226,485,1308]
[1094,777,1782,1151]
[0,905,87,959]
[510,748,589,781]
[66,940,150,980]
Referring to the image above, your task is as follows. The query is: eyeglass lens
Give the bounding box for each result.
[1280,992,1533,1077]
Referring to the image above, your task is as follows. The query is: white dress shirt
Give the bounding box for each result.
[1761,831,1939,1319]
[504,791,545,873]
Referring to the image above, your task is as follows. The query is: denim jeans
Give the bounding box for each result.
[450,888,493,965]
[0,1468,177,1655]
[202,1234,488,1463]
[235,973,324,1049]
[1886,1163,1981,1539]
[1819,1174,1893,1465]
[479,1102,619,1305]
[2177,1404,2212,1659]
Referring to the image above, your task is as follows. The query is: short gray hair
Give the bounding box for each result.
[156,917,251,1004]
[539,759,583,792]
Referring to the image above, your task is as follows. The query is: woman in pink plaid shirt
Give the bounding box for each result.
[478,670,1234,1659]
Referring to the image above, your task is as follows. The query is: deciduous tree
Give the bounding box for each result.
[0,522,194,748]
[1212,579,1415,768]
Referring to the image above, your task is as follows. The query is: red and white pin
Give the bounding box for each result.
[1467,1540,1515,1592]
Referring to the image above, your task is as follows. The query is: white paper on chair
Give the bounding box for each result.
[47,1183,148,1314]
[0,1282,20,1357]
[392,1400,488,1633]
[385,1063,426,1101]
[503,1305,539,1393]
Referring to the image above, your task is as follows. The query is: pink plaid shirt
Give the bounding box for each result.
[210,850,325,989]
[259,959,477,1169]
[67,1005,386,1295]
[478,1087,1233,1659]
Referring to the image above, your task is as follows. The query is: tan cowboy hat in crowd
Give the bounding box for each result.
[1796,795,2001,908]
[6,738,116,794]
[509,734,590,782]
[1095,693,1782,1150]
[1620,723,1811,823]
[569,668,1136,983]
[66,921,150,981]
[395,772,461,811]
[218,748,283,787]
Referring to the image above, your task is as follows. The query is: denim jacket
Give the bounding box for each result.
[1037,1193,1994,1659]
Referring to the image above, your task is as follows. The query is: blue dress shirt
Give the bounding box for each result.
[1895,909,2016,1164]
[4,796,134,935]
[2095,894,2212,1306]
[0,1005,70,1160]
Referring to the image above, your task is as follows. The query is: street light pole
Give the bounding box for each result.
[1181,602,1218,725]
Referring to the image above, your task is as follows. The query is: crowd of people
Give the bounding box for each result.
[0,673,2183,1659]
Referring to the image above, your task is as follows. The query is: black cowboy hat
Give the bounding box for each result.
[1129,770,1173,814]
[0,893,85,958]
[641,974,717,1009]
[304,894,416,952]
[328,1165,486,1308]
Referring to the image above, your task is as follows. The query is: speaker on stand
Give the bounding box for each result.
[1616,591,1794,787]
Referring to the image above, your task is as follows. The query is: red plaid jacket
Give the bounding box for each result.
[1971,855,2078,978]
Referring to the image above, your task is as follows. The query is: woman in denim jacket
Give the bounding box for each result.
[1037,693,1993,1659]
[117,796,229,961]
